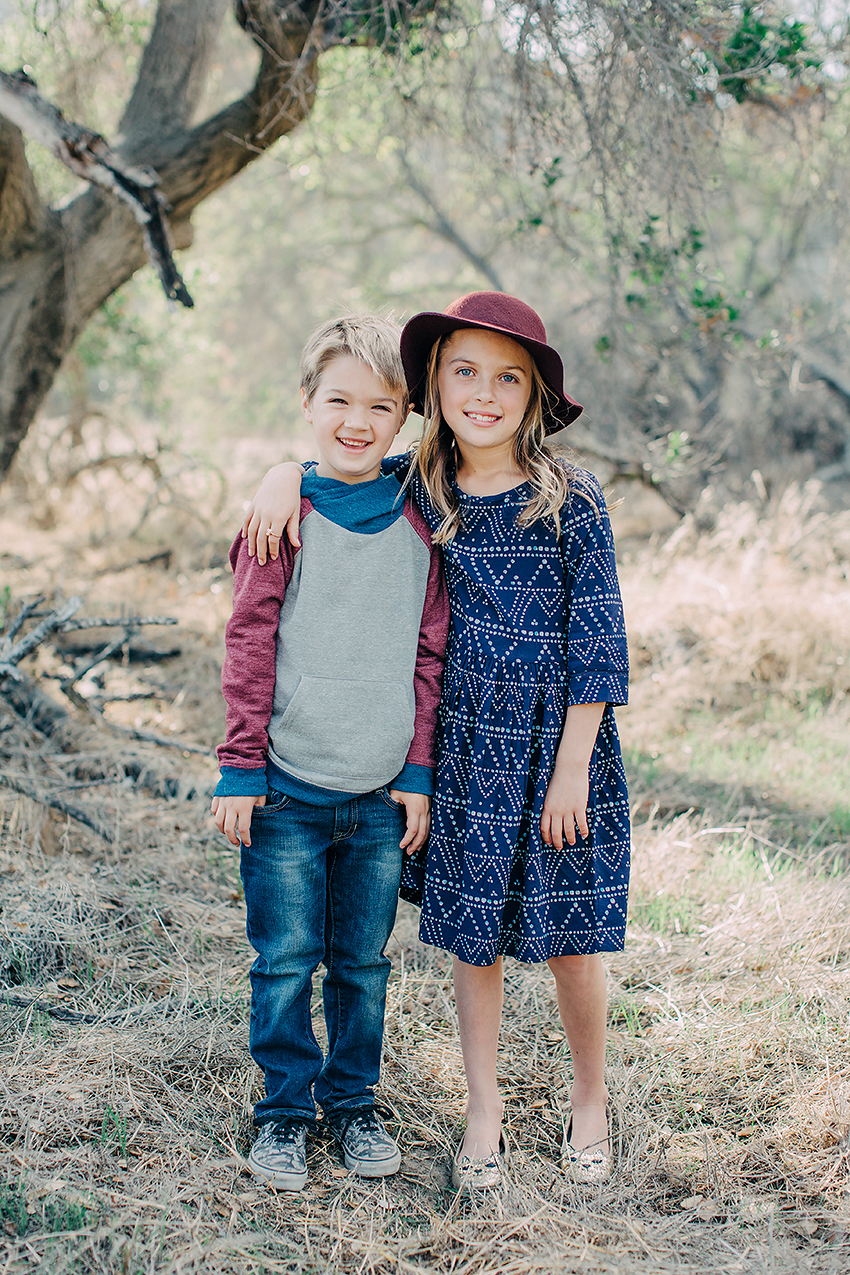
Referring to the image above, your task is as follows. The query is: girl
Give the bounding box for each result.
[244,292,630,1188]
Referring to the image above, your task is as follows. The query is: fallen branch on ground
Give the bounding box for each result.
[0,598,209,838]
[0,772,119,842]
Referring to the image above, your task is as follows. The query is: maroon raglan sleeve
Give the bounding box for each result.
[215,502,309,790]
[403,501,449,771]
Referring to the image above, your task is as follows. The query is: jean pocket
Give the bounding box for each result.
[254,791,292,814]
[379,787,403,811]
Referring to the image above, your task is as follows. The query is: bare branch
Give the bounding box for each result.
[0,771,118,843]
[0,599,209,760]
[1,991,177,1024]
[0,596,82,679]
[398,151,506,292]
[61,616,179,631]
[103,722,210,755]
[0,115,45,255]
[0,69,193,306]
[152,4,323,222]
[119,0,231,152]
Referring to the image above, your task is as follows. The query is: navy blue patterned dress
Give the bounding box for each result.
[395,463,630,967]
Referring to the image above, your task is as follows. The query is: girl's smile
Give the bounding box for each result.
[437,329,533,461]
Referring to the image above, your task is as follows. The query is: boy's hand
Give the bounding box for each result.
[389,790,431,855]
[540,768,590,851]
[211,794,266,847]
[241,462,304,563]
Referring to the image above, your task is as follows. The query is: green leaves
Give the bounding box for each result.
[609,215,739,339]
[710,4,822,105]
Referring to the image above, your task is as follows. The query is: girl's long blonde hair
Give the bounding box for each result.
[410,333,589,545]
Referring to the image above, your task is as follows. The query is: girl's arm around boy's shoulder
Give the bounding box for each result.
[381,451,413,483]
[401,496,450,773]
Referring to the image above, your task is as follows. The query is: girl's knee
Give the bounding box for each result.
[548,952,603,986]
[454,955,502,975]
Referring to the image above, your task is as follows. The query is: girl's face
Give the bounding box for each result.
[436,328,534,463]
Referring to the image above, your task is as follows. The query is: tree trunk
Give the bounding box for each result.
[0,0,392,480]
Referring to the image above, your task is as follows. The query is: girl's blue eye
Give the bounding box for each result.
[502,374,519,384]
[458,367,474,377]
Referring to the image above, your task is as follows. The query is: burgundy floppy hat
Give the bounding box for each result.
[399,291,583,434]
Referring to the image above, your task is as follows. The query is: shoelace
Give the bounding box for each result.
[270,1119,305,1145]
[329,1106,387,1143]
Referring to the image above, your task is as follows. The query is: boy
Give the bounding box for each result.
[212,316,448,1191]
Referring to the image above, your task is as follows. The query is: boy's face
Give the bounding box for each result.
[303,355,407,485]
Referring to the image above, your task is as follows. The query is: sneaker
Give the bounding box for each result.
[325,1106,401,1177]
[248,1119,309,1191]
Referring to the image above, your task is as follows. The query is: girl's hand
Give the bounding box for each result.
[541,701,605,851]
[389,790,431,854]
[241,462,304,563]
[540,769,590,850]
[211,794,266,847]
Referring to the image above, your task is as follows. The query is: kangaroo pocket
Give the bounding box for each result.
[269,675,415,789]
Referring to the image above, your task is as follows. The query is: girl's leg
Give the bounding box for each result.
[547,953,609,1153]
[453,955,504,1159]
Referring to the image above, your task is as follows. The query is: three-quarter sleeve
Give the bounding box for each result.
[560,476,629,708]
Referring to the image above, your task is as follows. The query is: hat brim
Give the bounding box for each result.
[400,313,582,435]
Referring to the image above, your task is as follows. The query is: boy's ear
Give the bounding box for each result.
[300,387,313,422]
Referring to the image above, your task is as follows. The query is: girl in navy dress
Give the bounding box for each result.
[244,292,630,1189]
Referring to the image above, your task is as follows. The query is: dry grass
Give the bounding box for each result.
[1,810,849,1273]
[1,450,849,1273]
[619,481,850,865]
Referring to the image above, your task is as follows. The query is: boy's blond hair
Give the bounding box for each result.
[300,315,409,411]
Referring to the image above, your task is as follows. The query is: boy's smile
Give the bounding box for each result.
[303,354,407,484]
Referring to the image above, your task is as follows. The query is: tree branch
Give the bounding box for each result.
[0,771,119,843]
[0,0,437,479]
[47,2,327,325]
[398,151,506,293]
[0,595,82,680]
[0,115,45,255]
[797,349,850,410]
[149,2,323,221]
[119,0,231,152]
[0,69,193,306]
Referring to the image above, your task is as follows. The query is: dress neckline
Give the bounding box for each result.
[452,474,530,503]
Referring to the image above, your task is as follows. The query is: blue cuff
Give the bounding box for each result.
[215,766,269,797]
[390,762,434,797]
[566,672,629,709]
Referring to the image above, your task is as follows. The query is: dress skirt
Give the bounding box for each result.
[400,644,630,965]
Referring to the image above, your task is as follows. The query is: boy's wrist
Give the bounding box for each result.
[216,766,268,797]
[390,761,434,797]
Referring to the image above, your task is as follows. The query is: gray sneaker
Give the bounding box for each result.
[326,1107,401,1177]
[248,1119,309,1190]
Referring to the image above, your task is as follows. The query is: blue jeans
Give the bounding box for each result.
[240,787,405,1125]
